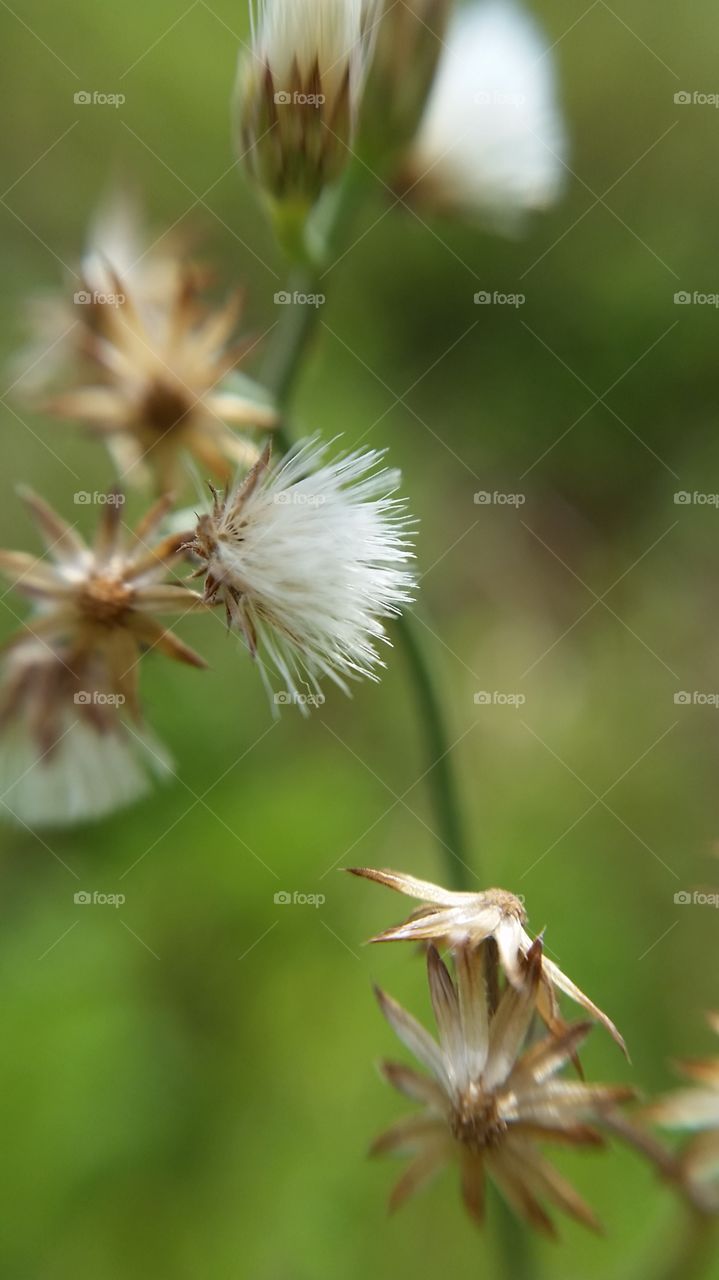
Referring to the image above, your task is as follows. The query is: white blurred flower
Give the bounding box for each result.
[644,1013,719,1210]
[401,0,567,228]
[188,438,415,708]
[237,0,379,207]
[0,643,172,828]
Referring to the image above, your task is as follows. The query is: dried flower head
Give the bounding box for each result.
[644,1013,719,1210]
[12,188,196,400]
[186,439,415,709]
[372,940,633,1233]
[0,641,172,827]
[44,271,276,495]
[359,0,454,165]
[236,0,378,211]
[0,488,207,724]
[398,0,567,229]
[349,867,626,1052]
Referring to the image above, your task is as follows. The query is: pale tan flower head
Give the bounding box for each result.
[11,188,191,400]
[372,940,633,1233]
[44,272,276,496]
[644,1013,719,1211]
[349,867,626,1052]
[0,488,207,723]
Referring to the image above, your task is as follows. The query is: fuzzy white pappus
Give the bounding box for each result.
[190,438,416,710]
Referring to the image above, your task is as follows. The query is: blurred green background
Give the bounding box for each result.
[1,0,718,1276]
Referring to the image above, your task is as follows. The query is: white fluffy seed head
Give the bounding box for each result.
[194,439,416,708]
[406,0,568,228]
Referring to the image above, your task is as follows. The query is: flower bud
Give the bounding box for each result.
[236,0,377,216]
[358,0,454,167]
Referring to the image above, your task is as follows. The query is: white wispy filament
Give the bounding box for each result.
[191,439,416,708]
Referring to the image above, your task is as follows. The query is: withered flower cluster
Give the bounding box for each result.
[350,868,719,1233]
[2,190,417,824]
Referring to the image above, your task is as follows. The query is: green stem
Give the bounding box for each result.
[394,610,470,891]
[490,1185,536,1280]
[262,261,324,415]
